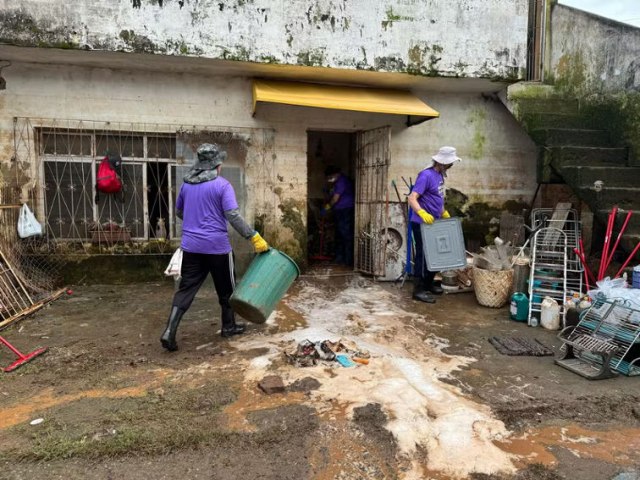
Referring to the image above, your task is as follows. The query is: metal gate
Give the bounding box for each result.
[354,126,390,276]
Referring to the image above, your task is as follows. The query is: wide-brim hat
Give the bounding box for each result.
[195,143,227,169]
[432,146,461,165]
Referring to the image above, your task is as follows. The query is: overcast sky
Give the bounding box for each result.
[560,0,640,27]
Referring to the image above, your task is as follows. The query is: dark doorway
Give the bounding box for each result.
[307,131,356,266]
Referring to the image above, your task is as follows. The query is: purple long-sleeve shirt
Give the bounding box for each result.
[176,177,238,254]
[409,167,445,224]
[332,174,355,210]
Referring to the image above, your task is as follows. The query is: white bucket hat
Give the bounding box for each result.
[432,146,461,165]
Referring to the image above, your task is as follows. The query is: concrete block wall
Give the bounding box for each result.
[549,4,640,93]
[0,60,537,262]
[0,0,528,81]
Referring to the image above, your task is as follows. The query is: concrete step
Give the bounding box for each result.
[579,187,640,211]
[560,166,640,188]
[620,234,640,262]
[515,98,581,115]
[593,210,640,262]
[532,128,613,147]
[524,112,598,130]
[548,146,629,167]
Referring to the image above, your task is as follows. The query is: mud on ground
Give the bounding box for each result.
[1,273,639,479]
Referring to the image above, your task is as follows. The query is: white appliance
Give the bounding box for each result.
[375,202,408,282]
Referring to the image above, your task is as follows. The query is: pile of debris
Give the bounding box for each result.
[285,338,370,368]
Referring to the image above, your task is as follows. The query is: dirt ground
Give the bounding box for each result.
[1,268,640,480]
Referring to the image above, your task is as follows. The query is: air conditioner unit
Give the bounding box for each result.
[375,202,408,282]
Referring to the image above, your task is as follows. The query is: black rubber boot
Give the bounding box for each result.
[424,271,443,295]
[221,307,245,338]
[413,278,435,304]
[160,306,185,352]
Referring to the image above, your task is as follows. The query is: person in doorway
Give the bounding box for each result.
[160,143,270,351]
[408,146,461,303]
[322,165,355,266]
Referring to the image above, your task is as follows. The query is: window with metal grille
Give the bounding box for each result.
[40,130,175,241]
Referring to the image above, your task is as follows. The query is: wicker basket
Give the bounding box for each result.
[473,267,514,308]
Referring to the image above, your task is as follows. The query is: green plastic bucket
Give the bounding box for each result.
[229,249,300,324]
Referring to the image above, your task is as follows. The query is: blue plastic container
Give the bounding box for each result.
[633,265,640,289]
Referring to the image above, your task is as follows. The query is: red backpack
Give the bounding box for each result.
[96,156,122,194]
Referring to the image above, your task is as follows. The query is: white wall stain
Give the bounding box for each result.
[1,0,528,79]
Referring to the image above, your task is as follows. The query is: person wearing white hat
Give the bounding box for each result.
[407,146,461,303]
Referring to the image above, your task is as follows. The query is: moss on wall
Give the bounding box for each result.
[467,108,487,159]
[119,30,158,54]
[445,188,528,249]
[0,4,524,82]
[56,254,171,284]
[267,198,306,268]
[509,83,640,165]
[0,10,78,48]
[580,93,640,162]
[406,43,443,76]
[554,52,588,96]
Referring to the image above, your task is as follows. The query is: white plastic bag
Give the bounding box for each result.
[17,203,43,239]
[588,276,640,307]
[164,248,183,277]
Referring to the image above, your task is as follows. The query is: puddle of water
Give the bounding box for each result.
[222,382,305,432]
[497,424,640,467]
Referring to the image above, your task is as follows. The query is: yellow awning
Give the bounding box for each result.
[252,80,439,124]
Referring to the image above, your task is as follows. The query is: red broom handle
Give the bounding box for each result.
[604,210,632,272]
[574,247,596,288]
[579,239,596,286]
[574,248,591,290]
[0,336,25,357]
[598,210,611,280]
[599,207,617,280]
[614,242,640,279]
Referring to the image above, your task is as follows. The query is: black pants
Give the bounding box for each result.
[334,207,354,266]
[172,251,236,327]
[411,222,437,288]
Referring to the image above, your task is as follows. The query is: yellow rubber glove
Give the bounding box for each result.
[441,210,451,219]
[417,209,434,224]
[251,232,269,253]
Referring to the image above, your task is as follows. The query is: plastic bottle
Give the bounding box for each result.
[155,217,167,241]
[509,292,529,322]
[540,296,560,330]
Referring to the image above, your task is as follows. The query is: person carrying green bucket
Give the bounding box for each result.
[160,143,270,352]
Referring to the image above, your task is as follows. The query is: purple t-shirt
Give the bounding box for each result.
[409,167,445,224]
[176,177,238,254]
[333,174,355,210]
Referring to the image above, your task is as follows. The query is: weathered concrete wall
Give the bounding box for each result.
[0,60,537,263]
[0,0,527,80]
[549,4,640,93]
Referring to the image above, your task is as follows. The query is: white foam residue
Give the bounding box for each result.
[235,279,515,478]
